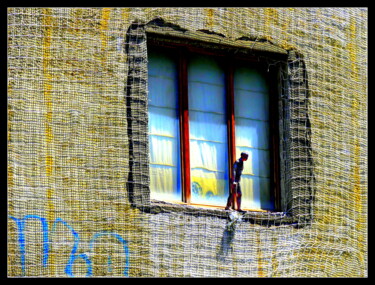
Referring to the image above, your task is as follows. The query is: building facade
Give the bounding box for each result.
[8,7,367,277]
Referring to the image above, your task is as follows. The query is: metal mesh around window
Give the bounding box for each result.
[8,8,367,277]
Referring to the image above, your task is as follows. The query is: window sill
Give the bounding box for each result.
[149,199,295,227]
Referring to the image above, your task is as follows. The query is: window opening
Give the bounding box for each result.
[147,41,279,212]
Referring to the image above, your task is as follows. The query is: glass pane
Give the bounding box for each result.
[148,49,182,202]
[188,54,229,206]
[234,64,274,211]
[235,117,269,150]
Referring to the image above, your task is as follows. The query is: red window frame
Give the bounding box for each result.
[147,39,281,211]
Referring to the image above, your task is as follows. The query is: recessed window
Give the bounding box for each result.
[125,19,313,223]
[147,40,280,212]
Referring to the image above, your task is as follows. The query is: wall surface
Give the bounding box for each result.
[8,8,367,277]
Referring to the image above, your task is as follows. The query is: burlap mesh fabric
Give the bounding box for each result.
[8,8,367,277]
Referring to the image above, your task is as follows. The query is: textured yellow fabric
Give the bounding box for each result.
[8,8,367,277]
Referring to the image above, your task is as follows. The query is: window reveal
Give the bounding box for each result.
[147,45,278,211]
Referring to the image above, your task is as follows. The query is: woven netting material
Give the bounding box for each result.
[8,8,367,277]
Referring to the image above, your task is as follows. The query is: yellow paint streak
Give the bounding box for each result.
[121,8,131,23]
[8,83,13,212]
[349,16,365,271]
[348,17,359,82]
[263,8,280,44]
[99,8,111,102]
[353,143,361,201]
[350,118,366,275]
[271,236,279,277]
[42,8,56,275]
[352,134,365,268]
[205,8,214,30]
[265,8,278,25]
[100,8,111,55]
[256,231,265,277]
[45,155,54,177]
[265,8,278,30]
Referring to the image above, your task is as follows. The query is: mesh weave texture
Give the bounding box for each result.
[8,8,367,277]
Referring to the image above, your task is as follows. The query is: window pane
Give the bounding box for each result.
[234,64,274,211]
[148,49,182,202]
[188,54,229,206]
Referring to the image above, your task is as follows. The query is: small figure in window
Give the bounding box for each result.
[225,152,249,213]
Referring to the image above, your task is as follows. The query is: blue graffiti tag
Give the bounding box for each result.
[52,218,92,277]
[8,215,130,277]
[9,215,49,275]
[89,231,130,277]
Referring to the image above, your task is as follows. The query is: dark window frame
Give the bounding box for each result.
[147,36,281,211]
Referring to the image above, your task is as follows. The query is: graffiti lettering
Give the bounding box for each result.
[8,215,130,277]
